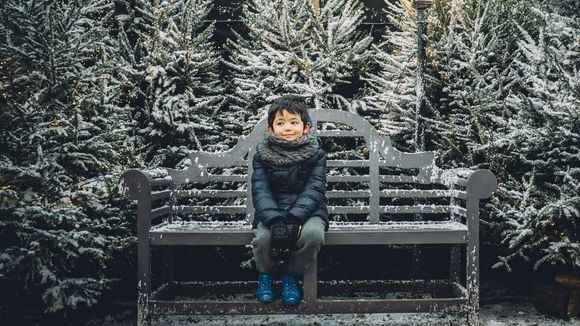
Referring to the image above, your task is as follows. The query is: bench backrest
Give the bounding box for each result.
[158,110,466,225]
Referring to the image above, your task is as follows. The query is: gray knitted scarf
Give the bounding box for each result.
[257,131,319,166]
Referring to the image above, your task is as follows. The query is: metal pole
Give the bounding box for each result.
[414,1,431,152]
[411,0,432,279]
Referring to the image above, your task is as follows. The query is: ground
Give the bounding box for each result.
[87,302,579,325]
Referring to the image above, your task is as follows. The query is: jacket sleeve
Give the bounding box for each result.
[287,150,327,223]
[251,152,284,227]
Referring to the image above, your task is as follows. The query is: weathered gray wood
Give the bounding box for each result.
[380,189,466,198]
[148,222,468,246]
[175,206,247,214]
[466,197,480,326]
[150,206,171,220]
[121,169,153,326]
[152,279,460,299]
[327,175,370,182]
[379,175,419,183]
[175,190,247,198]
[208,175,247,182]
[326,160,369,167]
[120,109,497,325]
[317,130,364,137]
[368,133,380,223]
[150,177,172,188]
[327,205,459,214]
[150,297,467,315]
[303,252,318,304]
[326,190,371,198]
[151,190,172,202]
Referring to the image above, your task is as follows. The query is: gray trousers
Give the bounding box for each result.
[252,216,325,276]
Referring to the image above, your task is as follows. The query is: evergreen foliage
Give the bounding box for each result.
[0,0,578,322]
[491,8,579,271]
[0,0,135,316]
[132,0,226,166]
[224,0,372,128]
[360,0,417,150]
[428,0,579,272]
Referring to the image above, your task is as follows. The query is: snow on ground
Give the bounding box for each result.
[87,302,579,325]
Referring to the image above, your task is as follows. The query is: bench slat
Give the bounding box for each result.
[328,205,454,214]
[380,189,465,198]
[172,205,459,215]
[150,177,172,188]
[317,130,362,137]
[208,175,247,182]
[327,175,370,182]
[149,297,467,315]
[327,160,369,167]
[151,190,172,202]
[150,206,171,220]
[176,206,247,214]
[175,190,247,198]
[326,190,370,198]
[379,175,419,183]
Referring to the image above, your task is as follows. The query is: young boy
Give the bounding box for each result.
[251,97,328,305]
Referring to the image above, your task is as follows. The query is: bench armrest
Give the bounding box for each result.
[434,168,497,200]
[120,168,174,232]
[121,168,173,199]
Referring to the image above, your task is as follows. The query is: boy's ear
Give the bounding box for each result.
[303,122,311,134]
[267,126,273,132]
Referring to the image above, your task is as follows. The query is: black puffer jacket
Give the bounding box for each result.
[251,147,328,230]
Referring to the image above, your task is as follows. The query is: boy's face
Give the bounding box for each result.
[268,109,310,141]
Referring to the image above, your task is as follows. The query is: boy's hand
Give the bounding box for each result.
[270,216,303,251]
[270,220,291,250]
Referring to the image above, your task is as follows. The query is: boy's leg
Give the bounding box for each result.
[284,216,325,276]
[251,223,277,274]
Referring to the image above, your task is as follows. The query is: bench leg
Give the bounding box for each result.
[303,251,318,306]
[137,234,151,326]
[466,237,479,323]
[466,199,480,326]
[137,291,151,326]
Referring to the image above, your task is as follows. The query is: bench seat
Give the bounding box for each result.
[149,220,468,245]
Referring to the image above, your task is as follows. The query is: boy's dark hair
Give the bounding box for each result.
[267,96,310,128]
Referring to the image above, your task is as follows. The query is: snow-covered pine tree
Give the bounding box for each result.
[428,0,579,273]
[427,0,528,167]
[360,0,418,150]
[0,0,135,316]
[491,7,579,272]
[225,0,372,128]
[132,0,225,167]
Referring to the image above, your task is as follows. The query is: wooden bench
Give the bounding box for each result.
[121,109,497,325]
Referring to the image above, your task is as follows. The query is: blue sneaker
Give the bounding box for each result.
[256,273,275,303]
[281,274,301,305]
